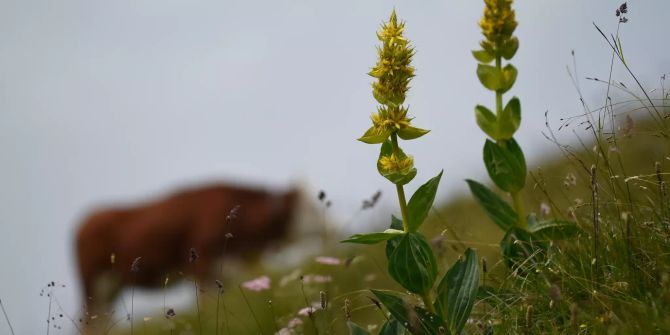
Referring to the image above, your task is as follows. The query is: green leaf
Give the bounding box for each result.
[386,216,404,259]
[528,214,581,240]
[371,290,450,335]
[497,97,521,140]
[466,179,517,231]
[483,138,526,193]
[390,215,403,230]
[500,227,546,270]
[358,126,391,144]
[397,126,430,140]
[388,233,437,295]
[472,49,495,63]
[499,64,518,93]
[501,37,519,60]
[476,64,503,91]
[347,321,371,335]
[379,318,408,335]
[434,248,480,335]
[377,140,417,185]
[474,105,498,140]
[341,229,405,244]
[407,171,443,232]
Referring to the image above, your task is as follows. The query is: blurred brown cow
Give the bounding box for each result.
[75,183,301,322]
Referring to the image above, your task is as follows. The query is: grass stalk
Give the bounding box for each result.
[299,278,320,335]
[193,280,202,335]
[0,299,16,335]
[46,288,52,335]
[239,286,265,335]
[590,165,600,285]
[130,285,135,335]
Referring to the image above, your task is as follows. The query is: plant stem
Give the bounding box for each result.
[239,286,265,335]
[511,191,527,229]
[496,55,527,229]
[420,292,436,314]
[194,280,202,335]
[0,299,16,335]
[391,133,411,232]
[591,165,600,285]
[495,57,503,117]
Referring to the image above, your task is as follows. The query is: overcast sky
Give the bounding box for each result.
[1,0,668,333]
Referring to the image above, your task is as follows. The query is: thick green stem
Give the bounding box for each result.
[391,133,411,232]
[495,55,527,229]
[420,292,436,314]
[495,57,503,118]
[511,191,527,229]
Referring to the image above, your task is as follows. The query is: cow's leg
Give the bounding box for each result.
[82,271,121,334]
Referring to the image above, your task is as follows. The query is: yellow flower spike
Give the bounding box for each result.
[359,10,428,144]
[477,0,518,60]
[369,10,415,106]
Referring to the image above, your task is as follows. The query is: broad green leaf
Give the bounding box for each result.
[527,214,581,240]
[501,37,519,60]
[358,126,391,144]
[385,235,402,259]
[397,126,430,140]
[407,171,443,232]
[377,140,417,185]
[347,321,371,335]
[341,229,405,244]
[498,97,521,140]
[476,64,503,91]
[386,216,404,259]
[390,215,403,230]
[466,179,517,231]
[390,168,417,186]
[379,318,408,335]
[388,233,437,295]
[500,227,546,270]
[483,138,526,193]
[435,248,480,335]
[472,49,494,63]
[475,105,498,140]
[371,290,450,335]
[499,64,518,93]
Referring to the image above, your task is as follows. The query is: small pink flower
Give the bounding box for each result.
[315,256,341,265]
[242,275,271,292]
[540,202,551,216]
[297,303,320,316]
[287,317,303,328]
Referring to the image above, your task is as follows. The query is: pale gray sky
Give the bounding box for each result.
[0,0,668,332]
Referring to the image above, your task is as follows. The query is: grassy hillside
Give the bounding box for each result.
[100,108,670,335]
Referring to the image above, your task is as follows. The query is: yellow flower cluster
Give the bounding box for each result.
[378,153,414,176]
[370,106,411,135]
[360,10,425,185]
[360,11,427,146]
[370,10,415,108]
[479,0,518,57]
